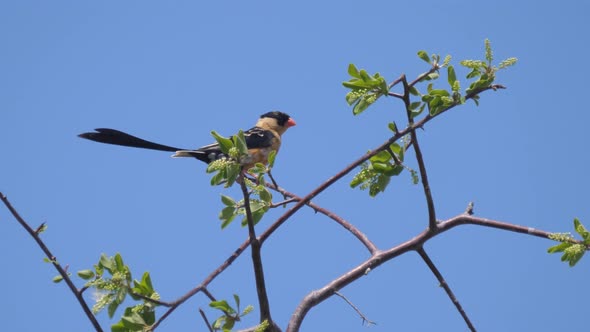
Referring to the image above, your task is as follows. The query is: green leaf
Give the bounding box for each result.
[251,209,266,225]
[267,150,277,168]
[547,241,570,253]
[99,254,114,273]
[359,69,371,82]
[223,317,237,330]
[233,294,241,311]
[221,195,236,207]
[411,103,426,118]
[429,89,450,97]
[372,161,393,174]
[114,253,125,272]
[111,320,126,332]
[108,298,120,318]
[347,63,360,78]
[409,101,422,110]
[352,97,370,115]
[574,218,590,242]
[427,72,439,80]
[342,80,371,89]
[259,188,272,203]
[52,275,64,283]
[234,130,248,155]
[388,122,397,133]
[427,83,433,93]
[140,272,154,293]
[447,65,456,87]
[370,150,391,163]
[210,170,226,186]
[384,164,404,176]
[220,206,237,229]
[121,311,147,330]
[77,269,95,280]
[211,131,233,154]
[210,300,234,314]
[417,50,430,63]
[225,164,241,187]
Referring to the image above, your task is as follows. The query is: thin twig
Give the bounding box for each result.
[269,197,297,208]
[199,308,214,332]
[416,247,476,332]
[202,287,217,302]
[0,192,104,332]
[266,185,379,255]
[128,290,173,307]
[388,74,405,90]
[267,169,287,201]
[334,291,376,326]
[151,240,250,329]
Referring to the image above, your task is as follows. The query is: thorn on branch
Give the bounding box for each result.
[465,202,474,215]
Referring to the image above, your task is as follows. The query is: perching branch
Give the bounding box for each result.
[239,175,274,327]
[0,192,104,332]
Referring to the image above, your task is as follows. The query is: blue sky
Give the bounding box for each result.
[1,1,589,331]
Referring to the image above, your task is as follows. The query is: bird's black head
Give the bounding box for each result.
[260,111,292,127]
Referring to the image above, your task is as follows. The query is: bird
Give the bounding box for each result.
[78,111,296,169]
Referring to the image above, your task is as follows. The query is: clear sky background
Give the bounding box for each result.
[1,1,588,331]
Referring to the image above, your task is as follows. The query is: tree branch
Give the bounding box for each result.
[287,213,563,331]
[402,75,437,229]
[416,247,475,331]
[0,192,104,332]
[239,176,273,326]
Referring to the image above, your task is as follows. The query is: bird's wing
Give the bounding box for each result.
[243,126,276,148]
[173,127,276,163]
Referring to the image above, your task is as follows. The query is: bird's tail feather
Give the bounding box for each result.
[172,150,211,163]
[78,128,184,152]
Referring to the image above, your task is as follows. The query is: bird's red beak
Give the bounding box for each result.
[286,118,297,127]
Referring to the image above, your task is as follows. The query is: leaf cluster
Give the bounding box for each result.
[343,64,389,115]
[350,141,414,196]
[219,175,274,229]
[209,294,254,331]
[548,218,590,267]
[207,130,251,187]
[343,39,516,197]
[460,39,517,102]
[77,253,159,331]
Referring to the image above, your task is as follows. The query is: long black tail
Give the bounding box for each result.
[78,128,185,152]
